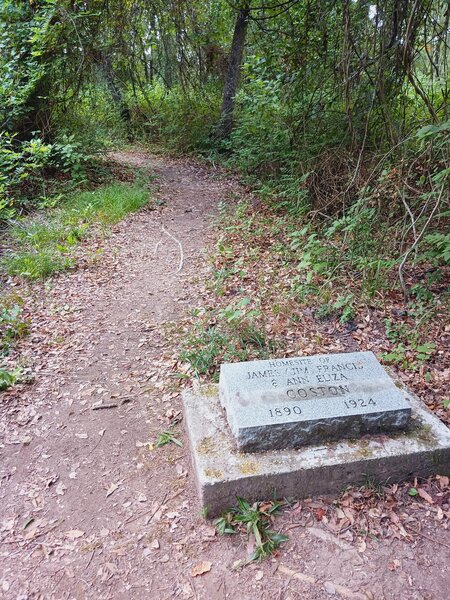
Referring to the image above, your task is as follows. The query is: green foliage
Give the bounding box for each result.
[2,180,150,279]
[3,251,74,280]
[316,294,355,323]
[0,368,20,391]
[381,300,438,370]
[217,297,260,323]
[422,233,450,265]
[180,302,275,381]
[0,132,51,218]
[0,302,29,355]
[215,497,288,562]
[0,0,57,131]
[137,82,221,151]
[0,131,94,221]
[156,429,183,448]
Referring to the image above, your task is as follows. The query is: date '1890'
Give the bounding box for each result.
[269,406,302,418]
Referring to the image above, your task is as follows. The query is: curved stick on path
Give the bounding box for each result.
[159,224,184,273]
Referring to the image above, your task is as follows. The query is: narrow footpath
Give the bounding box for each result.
[0,151,448,600]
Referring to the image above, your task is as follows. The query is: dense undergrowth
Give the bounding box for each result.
[179,186,449,424]
[1,0,448,406]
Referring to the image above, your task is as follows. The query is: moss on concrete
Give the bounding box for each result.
[238,460,259,475]
[200,384,219,398]
[197,436,219,456]
[204,468,223,480]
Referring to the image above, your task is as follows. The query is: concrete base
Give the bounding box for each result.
[183,384,450,517]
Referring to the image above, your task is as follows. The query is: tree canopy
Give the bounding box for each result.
[1,0,448,256]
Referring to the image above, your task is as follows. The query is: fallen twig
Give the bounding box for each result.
[398,185,444,301]
[161,224,184,272]
[92,403,119,410]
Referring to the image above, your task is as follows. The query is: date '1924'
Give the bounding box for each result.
[268,398,377,419]
[344,398,376,409]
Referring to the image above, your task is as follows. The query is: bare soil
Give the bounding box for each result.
[1,151,449,600]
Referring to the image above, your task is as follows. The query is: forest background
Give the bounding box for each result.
[0,0,449,407]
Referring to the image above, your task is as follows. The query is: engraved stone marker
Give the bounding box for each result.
[219,351,411,452]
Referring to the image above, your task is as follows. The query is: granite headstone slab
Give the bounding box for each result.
[219,351,411,452]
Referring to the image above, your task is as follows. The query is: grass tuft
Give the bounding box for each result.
[3,251,75,280]
[215,497,288,562]
[1,180,151,280]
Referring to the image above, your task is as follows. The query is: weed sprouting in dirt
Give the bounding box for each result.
[180,300,277,381]
[0,301,29,356]
[0,367,20,391]
[156,429,183,448]
[215,497,288,562]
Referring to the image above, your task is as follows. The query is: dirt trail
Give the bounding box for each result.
[1,151,449,600]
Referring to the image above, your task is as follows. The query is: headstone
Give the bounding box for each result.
[219,351,411,452]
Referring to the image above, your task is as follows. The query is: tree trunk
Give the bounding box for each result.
[100,51,131,124]
[217,3,250,139]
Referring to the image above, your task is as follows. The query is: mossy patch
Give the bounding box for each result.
[238,460,259,475]
[201,383,219,398]
[406,422,437,446]
[355,440,374,459]
[204,468,223,479]
[197,436,219,456]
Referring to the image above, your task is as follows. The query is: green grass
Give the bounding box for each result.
[180,318,275,381]
[3,251,75,280]
[1,181,151,280]
[215,497,288,562]
[156,429,183,448]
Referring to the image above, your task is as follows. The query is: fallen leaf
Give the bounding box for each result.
[418,488,434,504]
[55,482,67,496]
[191,561,212,577]
[165,511,179,519]
[388,559,401,571]
[314,507,326,521]
[106,482,121,498]
[437,475,449,489]
[324,581,336,594]
[65,529,84,539]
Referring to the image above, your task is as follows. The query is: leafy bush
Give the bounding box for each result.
[0,302,29,355]
[0,131,94,222]
[0,133,52,218]
[135,82,221,152]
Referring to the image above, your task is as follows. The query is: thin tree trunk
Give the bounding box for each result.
[217,3,250,139]
[100,52,130,123]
